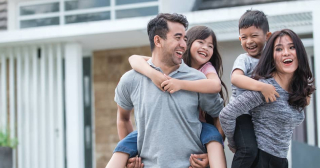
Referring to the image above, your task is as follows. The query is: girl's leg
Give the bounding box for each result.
[106,130,139,168]
[206,141,227,168]
[105,152,129,168]
[201,122,227,168]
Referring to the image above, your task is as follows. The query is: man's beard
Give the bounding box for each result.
[161,47,181,66]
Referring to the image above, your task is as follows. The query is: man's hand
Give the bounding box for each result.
[188,154,209,168]
[260,83,279,103]
[126,157,144,168]
[161,77,182,94]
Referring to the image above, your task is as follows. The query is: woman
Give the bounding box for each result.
[220,29,315,168]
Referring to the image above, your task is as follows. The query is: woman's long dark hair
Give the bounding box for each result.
[183,26,228,122]
[253,29,315,109]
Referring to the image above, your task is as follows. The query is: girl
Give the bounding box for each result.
[107,26,228,168]
[220,29,315,168]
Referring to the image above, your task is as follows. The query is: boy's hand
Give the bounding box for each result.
[260,83,280,103]
[161,77,182,94]
[189,154,209,168]
[149,71,169,91]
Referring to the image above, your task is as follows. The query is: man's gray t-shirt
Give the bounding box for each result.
[115,59,224,168]
[230,53,259,102]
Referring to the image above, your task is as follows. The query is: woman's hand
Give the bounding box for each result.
[228,144,236,153]
[126,157,144,168]
[161,76,182,94]
[188,154,209,168]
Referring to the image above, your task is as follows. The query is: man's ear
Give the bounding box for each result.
[266,32,272,40]
[154,35,162,48]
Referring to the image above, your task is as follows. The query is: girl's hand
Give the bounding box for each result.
[149,70,169,91]
[126,157,144,168]
[161,77,182,94]
[188,154,209,168]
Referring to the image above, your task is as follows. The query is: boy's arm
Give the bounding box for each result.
[128,55,168,90]
[231,69,279,103]
[161,73,221,94]
[116,105,133,140]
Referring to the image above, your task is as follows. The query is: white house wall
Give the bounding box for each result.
[0,44,65,168]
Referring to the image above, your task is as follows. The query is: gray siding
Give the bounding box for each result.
[0,0,6,30]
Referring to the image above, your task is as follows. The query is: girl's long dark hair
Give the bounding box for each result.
[183,26,228,123]
[253,29,315,109]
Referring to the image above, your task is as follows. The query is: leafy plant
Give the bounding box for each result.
[0,129,18,149]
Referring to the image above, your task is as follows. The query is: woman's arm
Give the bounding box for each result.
[128,55,168,90]
[161,73,221,94]
[219,90,264,149]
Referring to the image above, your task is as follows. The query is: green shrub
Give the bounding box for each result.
[0,129,18,149]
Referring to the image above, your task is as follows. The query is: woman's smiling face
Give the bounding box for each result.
[273,34,298,75]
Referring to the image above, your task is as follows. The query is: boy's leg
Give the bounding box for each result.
[201,122,227,168]
[106,130,138,168]
[231,114,258,168]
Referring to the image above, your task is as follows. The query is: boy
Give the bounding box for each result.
[229,10,279,168]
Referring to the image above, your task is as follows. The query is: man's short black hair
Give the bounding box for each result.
[147,13,188,51]
[239,10,269,33]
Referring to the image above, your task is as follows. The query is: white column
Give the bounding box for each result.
[40,45,48,168]
[16,47,24,168]
[8,48,16,168]
[0,50,7,133]
[56,44,65,168]
[64,43,84,168]
[313,1,320,148]
[31,46,39,168]
[23,47,31,168]
[47,44,56,168]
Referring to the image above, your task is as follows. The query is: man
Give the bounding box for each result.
[114,13,224,167]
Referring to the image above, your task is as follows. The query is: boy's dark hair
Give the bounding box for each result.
[147,13,188,51]
[253,29,315,109]
[239,10,269,33]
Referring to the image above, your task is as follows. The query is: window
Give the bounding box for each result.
[18,0,159,29]
[20,17,60,29]
[116,6,158,19]
[65,0,110,11]
[20,2,59,16]
[65,12,111,24]
[116,0,157,5]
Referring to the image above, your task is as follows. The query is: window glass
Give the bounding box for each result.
[65,11,111,24]
[20,3,59,16]
[116,6,158,19]
[65,0,110,11]
[20,17,60,28]
[116,0,157,5]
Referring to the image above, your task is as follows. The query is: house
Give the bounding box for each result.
[0,0,319,168]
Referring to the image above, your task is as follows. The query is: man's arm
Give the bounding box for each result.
[117,105,134,140]
[231,69,279,103]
